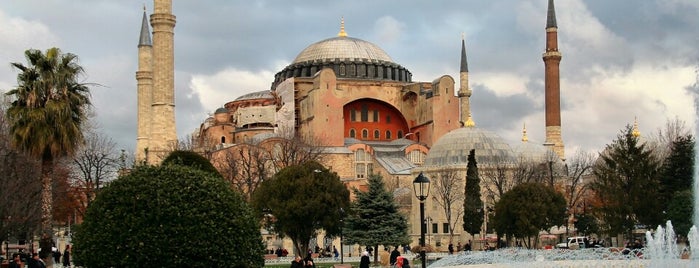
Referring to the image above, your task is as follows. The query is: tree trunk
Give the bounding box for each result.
[40,159,54,267]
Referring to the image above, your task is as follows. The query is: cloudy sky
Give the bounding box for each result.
[0,0,697,160]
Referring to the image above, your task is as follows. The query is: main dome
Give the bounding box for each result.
[292,36,394,64]
[424,127,515,167]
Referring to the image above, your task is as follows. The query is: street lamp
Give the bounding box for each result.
[413,172,430,268]
[339,207,345,264]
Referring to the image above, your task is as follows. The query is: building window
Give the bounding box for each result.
[355,149,372,179]
[386,130,392,140]
[349,129,356,138]
[408,150,425,165]
[398,130,403,138]
[373,110,379,122]
[220,136,226,143]
[361,104,368,122]
[350,109,356,122]
[386,115,391,123]
[362,129,368,139]
[339,64,346,76]
[432,223,438,234]
[374,129,380,139]
[443,223,449,233]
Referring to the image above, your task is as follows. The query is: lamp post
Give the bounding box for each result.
[413,172,430,268]
[339,207,345,264]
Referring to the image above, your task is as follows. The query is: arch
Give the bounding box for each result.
[343,98,409,141]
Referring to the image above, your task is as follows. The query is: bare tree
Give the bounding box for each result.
[481,156,514,201]
[215,143,272,201]
[430,169,465,243]
[560,150,595,231]
[71,131,119,215]
[648,117,692,160]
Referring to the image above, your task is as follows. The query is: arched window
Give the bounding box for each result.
[397,130,403,138]
[220,136,226,143]
[362,129,368,139]
[374,129,380,139]
[349,129,356,138]
[408,150,426,165]
[386,130,392,140]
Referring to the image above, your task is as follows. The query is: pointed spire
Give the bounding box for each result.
[138,6,152,46]
[546,0,558,29]
[460,33,468,73]
[338,17,348,37]
[632,116,641,137]
[522,123,529,142]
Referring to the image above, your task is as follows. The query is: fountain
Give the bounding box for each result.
[429,221,698,267]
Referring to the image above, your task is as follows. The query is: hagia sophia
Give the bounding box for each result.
[135,0,568,255]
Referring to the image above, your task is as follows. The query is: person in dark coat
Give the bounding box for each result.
[62,245,71,267]
[359,251,370,268]
[27,253,47,268]
[290,255,304,268]
[390,246,401,266]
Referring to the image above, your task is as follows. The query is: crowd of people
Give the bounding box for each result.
[5,244,71,268]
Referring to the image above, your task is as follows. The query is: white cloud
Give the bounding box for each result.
[189,67,276,114]
[373,16,405,44]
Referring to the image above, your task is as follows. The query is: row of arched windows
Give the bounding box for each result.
[349,128,404,140]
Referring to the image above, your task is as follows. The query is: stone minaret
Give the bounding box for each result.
[458,34,475,128]
[149,0,177,164]
[136,7,153,163]
[543,0,565,159]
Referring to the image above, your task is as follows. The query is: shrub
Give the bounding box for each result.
[73,165,264,267]
[162,150,221,176]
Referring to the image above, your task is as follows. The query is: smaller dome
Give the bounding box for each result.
[513,140,550,163]
[424,127,515,167]
[235,90,273,101]
[214,107,228,114]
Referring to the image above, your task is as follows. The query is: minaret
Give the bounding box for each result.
[136,7,153,163]
[543,0,565,159]
[149,0,177,164]
[458,33,475,127]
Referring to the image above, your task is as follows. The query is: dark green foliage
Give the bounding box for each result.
[162,150,221,176]
[659,135,695,210]
[574,213,599,236]
[73,165,264,268]
[344,174,410,251]
[251,161,350,257]
[492,183,566,247]
[591,125,662,236]
[666,190,694,237]
[463,149,484,236]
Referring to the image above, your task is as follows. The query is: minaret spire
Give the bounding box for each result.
[543,0,564,160]
[522,123,529,142]
[458,33,475,127]
[136,6,154,163]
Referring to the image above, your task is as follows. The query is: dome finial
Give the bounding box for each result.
[464,114,476,128]
[522,123,529,142]
[632,116,641,137]
[338,17,348,37]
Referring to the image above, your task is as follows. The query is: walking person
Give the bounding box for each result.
[28,253,47,268]
[62,245,71,268]
[290,255,304,268]
[359,251,370,268]
[390,246,400,267]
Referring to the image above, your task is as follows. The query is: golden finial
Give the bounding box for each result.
[464,114,475,127]
[338,17,348,37]
[521,123,528,142]
[632,116,641,137]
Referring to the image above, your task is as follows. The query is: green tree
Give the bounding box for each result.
[492,183,566,248]
[659,135,695,210]
[4,47,92,261]
[251,161,350,257]
[666,190,694,237]
[591,125,662,237]
[73,165,264,268]
[463,149,483,237]
[344,174,410,263]
[162,149,221,176]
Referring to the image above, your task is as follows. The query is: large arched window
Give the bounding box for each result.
[362,129,369,139]
[349,129,356,138]
[354,149,373,179]
[374,129,380,139]
[386,130,392,140]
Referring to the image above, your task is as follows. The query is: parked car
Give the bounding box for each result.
[556,236,589,249]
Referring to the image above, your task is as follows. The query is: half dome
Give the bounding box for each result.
[424,127,515,167]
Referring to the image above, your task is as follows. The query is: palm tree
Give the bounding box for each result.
[4,47,91,263]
